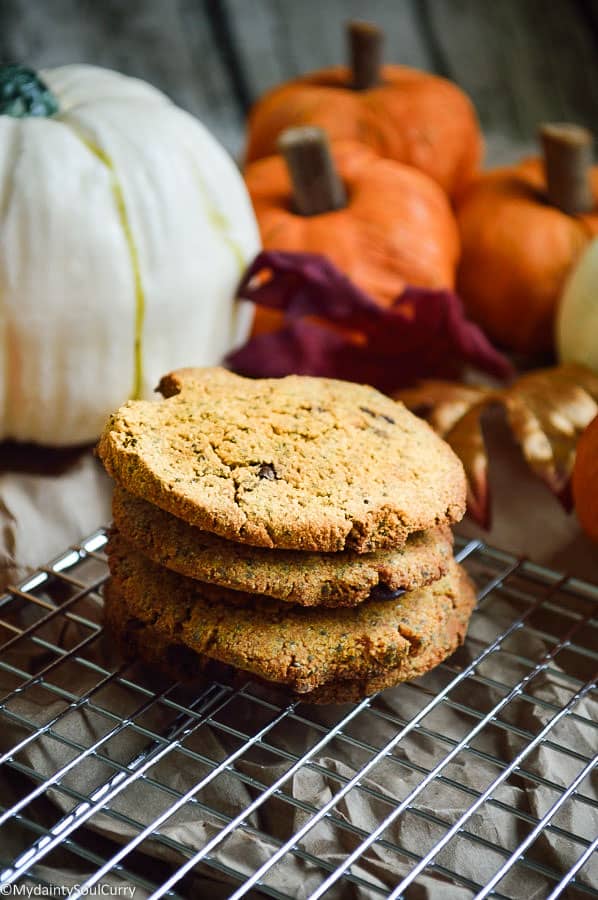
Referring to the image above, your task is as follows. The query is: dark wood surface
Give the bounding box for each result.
[1,0,597,162]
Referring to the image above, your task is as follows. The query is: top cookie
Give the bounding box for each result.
[97,368,466,552]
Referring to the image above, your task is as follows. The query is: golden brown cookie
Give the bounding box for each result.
[98,368,466,553]
[112,487,454,607]
[105,581,475,704]
[104,532,476,699]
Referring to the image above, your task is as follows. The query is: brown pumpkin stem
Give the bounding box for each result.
[278,126,347,216]
[539,123,594,215]
[347,20,383,90]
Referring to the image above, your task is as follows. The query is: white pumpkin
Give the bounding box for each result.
[557,236,598,372]
[0,64,260,445]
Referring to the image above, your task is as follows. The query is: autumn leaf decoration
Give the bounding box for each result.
[396,364,598,528]
[228,251,512,392]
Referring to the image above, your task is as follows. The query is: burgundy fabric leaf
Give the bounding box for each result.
[229,251,513,391]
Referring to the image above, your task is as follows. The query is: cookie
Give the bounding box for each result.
[104,532,476,697]
[112,487,454,607]
[98,368,466,552]
[106,616,474,704]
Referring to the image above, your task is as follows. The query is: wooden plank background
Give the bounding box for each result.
[1,0,597,162]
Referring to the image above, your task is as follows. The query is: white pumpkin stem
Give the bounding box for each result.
[278,127,347,216]
[348,20,383,90]
[539,123,594,215]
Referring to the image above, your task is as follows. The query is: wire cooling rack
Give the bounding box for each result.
[0,529,596,899]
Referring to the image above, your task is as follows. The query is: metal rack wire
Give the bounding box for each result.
[0,528,595,898]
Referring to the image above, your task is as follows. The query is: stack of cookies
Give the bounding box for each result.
[98,368,476,704]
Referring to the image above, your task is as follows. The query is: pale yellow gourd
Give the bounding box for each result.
[0,64,260,445]
[558,237,598,372]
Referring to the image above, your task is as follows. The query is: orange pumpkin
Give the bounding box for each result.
[457,127,598,355]
[245,137,460,335]
[245,24,482,198]
[572,414,598,543]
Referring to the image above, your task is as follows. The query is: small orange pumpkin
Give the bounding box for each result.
[457,125,598,355]
[245,22,482,199]
[245,131,460,335]
[572,414,598,543]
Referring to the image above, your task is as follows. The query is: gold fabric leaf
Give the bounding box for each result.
[396,364,598,527]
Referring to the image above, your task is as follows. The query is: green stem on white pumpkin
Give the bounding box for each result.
[0,64,58,117]
[347,20,383,90]
[278,126,347,216]
[539,123,594,215]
